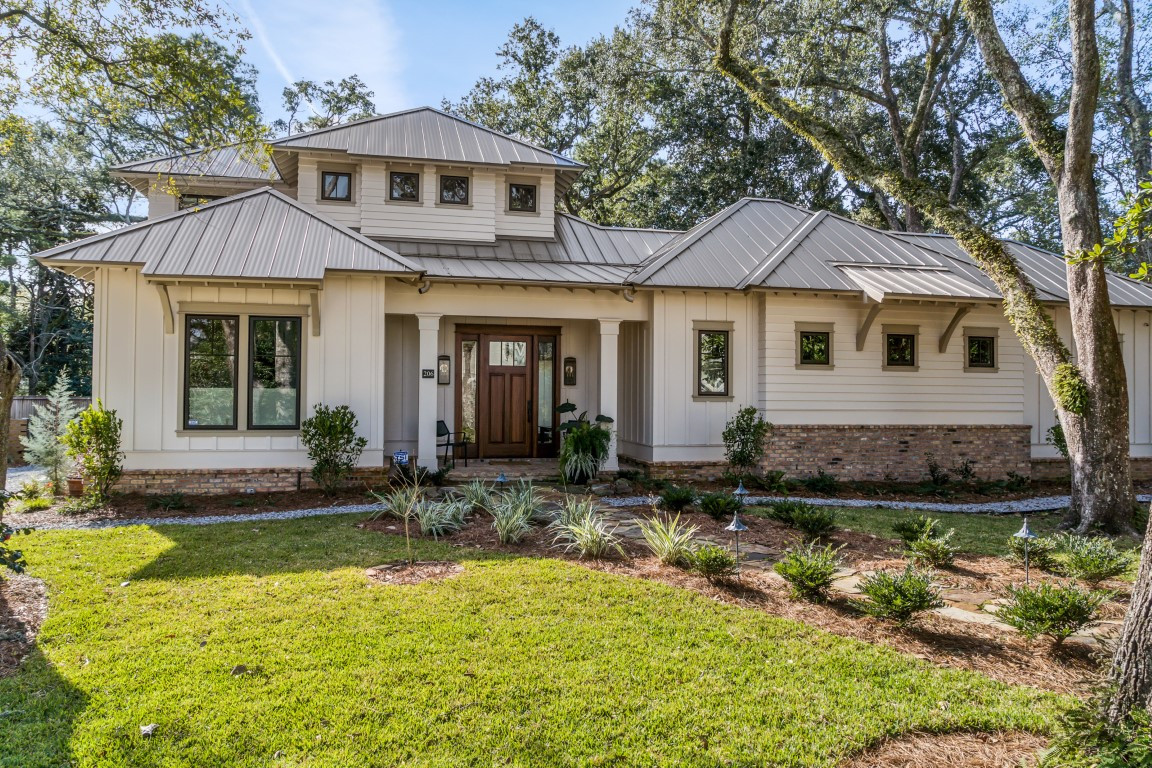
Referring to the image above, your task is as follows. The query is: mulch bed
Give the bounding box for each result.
[0,573,47,678]
[365,561,464,585]
[839,730,1047,768]
[359,512,1105,696]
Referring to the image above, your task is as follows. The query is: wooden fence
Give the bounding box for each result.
[9,396,91,421]
[7,396,92,466]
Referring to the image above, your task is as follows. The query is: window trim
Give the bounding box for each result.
[882,324,919,372]
[693,321,733,399]
[319,170,353,203]
[962,326,999,373]
[177,305,309,436]
[438,173,471,206]
[506,181,539,214]
[389,170,422,203]
[183,314,240,431]
[247,316,304,430]
[795,322,834,369]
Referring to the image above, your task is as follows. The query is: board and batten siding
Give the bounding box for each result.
[91,268,390,470]
[617,320,652,457]
[1025,307,1152,458]
[758,295,1025,426]
[644,291,758,462]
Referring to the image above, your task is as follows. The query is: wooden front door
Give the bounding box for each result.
[457,327,559,459]
[481,335,533,457]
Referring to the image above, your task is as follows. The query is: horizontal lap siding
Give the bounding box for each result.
[759,296,1025,425]
[360,163,497,241]
[494,172,555,239]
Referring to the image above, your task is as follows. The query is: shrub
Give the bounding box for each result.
[905,530,957,568]
[1042,703,1152,768]
[14,478,53,502]
[638,513,699,566]
[994,583,1108,645]
[414,499,469,539]
[57,496,103,515]
[658,485,696,513]
[500,480,548,524]
[460,480,493,513]
[7,496,52,514]
[146,492,192,513]
[721,406,772,476]
[774,542,842,602]
[924,453,950,486]
[301,404,367,495]
[490,496,535,544]
[395,462,452,488]
[688,544,739,584]
[1,518,28,579]
[556,404,612,484]
[789,505,838,539]
[852,565,944,625]
[760,499,805,525]
[1006,535,1059,571]
[21,376,82,490]
[551,512,624,559]
[798,470,839,494]
[61,400,123,504]
[892,515,943,545]
[1057,535,1134,586]
[698,492,741,520]
[756,470,789,494]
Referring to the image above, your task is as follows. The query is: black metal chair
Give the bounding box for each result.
[436,420,469,467]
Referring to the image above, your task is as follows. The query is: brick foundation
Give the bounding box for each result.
[621,458,729,482]
[1031,456,1152,482]
[759,424,1033,482]
[116,466,389,495]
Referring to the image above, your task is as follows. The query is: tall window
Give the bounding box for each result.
[320,171,352,201]
[390,171,420,202]
[440,175,469,205]
[508,183,537,212]
[697,329,730,396]
[249,317,302,428]
[185,316,238,429]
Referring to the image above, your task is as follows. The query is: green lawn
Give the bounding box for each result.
[2,514,1063,767]
[824,507,1066,556]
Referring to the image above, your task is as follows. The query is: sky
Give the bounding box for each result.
[233,0,636,124]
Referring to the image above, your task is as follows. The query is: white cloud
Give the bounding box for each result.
[237,0,409,117]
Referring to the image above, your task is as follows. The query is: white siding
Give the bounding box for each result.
[759,295,1025,426]
[494,171,555,239]
[618,320,652,457]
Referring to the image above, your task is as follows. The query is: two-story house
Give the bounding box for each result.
[32,107,1152,492]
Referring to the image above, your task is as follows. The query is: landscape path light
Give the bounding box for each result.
[1013,517,1038,585]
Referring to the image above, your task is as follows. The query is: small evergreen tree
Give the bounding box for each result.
[20,375,83,492]
[721,406,772,477]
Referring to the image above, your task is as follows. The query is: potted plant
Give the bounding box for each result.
[67,475,84,497]
[556,402,613,485]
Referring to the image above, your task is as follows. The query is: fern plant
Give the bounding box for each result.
[556,404,613,484]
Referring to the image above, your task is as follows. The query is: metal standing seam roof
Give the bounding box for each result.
[34,188,421,280]
[271,107,584,169]
[112,143,281,181]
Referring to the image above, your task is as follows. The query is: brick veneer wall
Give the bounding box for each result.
[1031,456,1152,482]
[755,424,1033,482]
[116,466,389,495]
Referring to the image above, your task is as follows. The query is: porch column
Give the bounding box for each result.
[416,313,442,470]
[598,319,621,472]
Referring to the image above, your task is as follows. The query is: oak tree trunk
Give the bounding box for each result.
[0,348,22,491]
[1105,508,1152,723]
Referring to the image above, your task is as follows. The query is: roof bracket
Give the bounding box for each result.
[310,291,321,337]
[856,303,883,351]
[938,305,973,353]
[154,284,174,334]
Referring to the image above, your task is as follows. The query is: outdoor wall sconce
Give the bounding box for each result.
[437,355,451,385]
[563,356,577,386]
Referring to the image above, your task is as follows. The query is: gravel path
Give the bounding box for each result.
[604,493,1152,515]
[22,502,383,531]
[5,465,46,492]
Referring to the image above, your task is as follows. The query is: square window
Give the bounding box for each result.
[697,329,729,396]
[966,336,996,369]
[320,171,352,202]
[508,183,537,213]
[390,172,420,202]
[885,333,917,368]
[799,331,831,365]
[440,175,469,205]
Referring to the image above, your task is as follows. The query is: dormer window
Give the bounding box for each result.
[508,183,537,213]
[320,171,352,202]
[440,175,469,205]
[390,171,420,202]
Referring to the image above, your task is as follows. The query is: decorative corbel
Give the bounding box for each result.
[856,303,883,351]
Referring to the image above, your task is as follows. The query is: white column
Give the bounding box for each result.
[416,313,442,470]
[598,319,621,472]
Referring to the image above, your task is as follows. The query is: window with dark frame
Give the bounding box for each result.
[697,329,730,396]
[178,194,223,210]
[249,317,302,429]
[966,335,996,369]
[799,330,831,365]
[440,175,469,205]
[184,315,239,429]
[508,183,537,212]
[885,333,917,368]
[390,171,420,202]
[320,171,352,201]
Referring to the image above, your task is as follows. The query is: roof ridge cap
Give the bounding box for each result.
[736,210,828,289]
[627,199,754,284]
